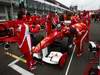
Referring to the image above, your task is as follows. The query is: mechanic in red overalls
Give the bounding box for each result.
[71,13,80,25]
[82,11,91,42]
[15,5,38,70]
[45,13,53,35]
[52,13,60,27]
[71,22,88,56]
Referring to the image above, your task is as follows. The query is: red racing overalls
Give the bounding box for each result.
[16,20,36,70]
[71,22,88,56]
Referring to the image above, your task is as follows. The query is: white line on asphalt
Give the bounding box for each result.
[65,45,76,75]
[8,59,19,66]
[9,63,34,75]
[8,56,34,75]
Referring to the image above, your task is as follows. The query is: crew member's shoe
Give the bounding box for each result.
[77,53,82,57]
[28,60,37,71]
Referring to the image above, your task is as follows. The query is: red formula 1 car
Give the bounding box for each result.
[32,27,69,67]
[0,21,17,50]
[32,21,88,67]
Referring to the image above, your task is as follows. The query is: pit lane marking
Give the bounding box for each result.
[8,63,34,75]
[6,52,34,75]
[65,45,76,75]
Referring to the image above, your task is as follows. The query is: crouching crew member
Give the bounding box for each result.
[72,22,88,56]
